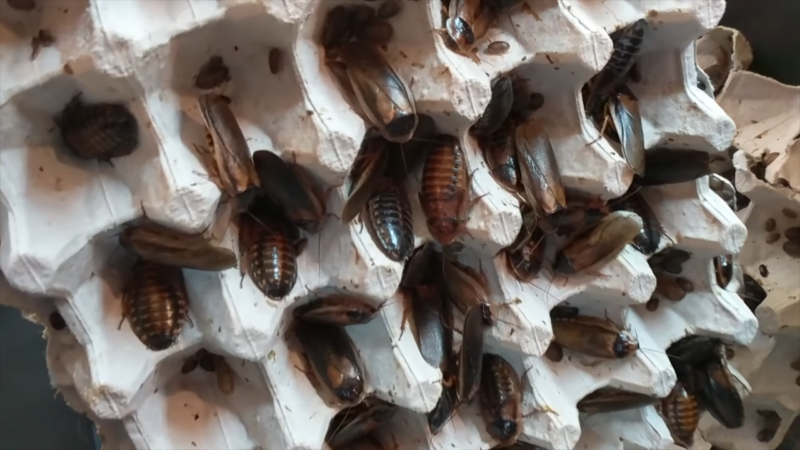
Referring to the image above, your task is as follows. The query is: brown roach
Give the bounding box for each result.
[296,322,366,407]
[214,355,235,395]
[478,117,520,193]
[645,297,659,311]
[429,381,459,434]
[554,211,643,274]
[539,205,607,238]
[713,254,733,289]
[269,48,283,74]
[709,174,736,211]
[655,274,687,302]
[484,41,510,55]
[238,202,304,300]
[400,241,437,290]
[695,359,744,429]
[440,256,492,325]
[196,93,260,207]
[362,177,414,262]
[56,94,139,162]
[119,221,237,272]
[577,387,659,413]
[441,0,498,61]
[766,232,781,244]
[419,135,474,245]
[603,87,645,176]
[322,5,353,50]
[293,295,380,326]
[7,0,35,10]
[459,305,486,403]
[331,41,417,143]
[194,55,230,90]
[479,353,524,446]
[30,29,55,62]
[614,191,661,254]
[550,313,638,359]
[785,226,800,241]
[121,259,190,351]
[356,19,394,46]
[784,241,800,258]
[472,75,514,137]
[544,342,563,362]
[636,148,711,186]
[765,218,777,232]
[409,284,452,371]
[515,120,567,215]
[739,273,767,312]
[49,311,67,331]
[667,335,724,370]
[377,0,402,19]
[181,353,199,374]
[326,398,396,448]
[505,226,545,282]
[659,383,700,448]
[342,137,390,223]
[197,348,216,372]
[252,150,327,234]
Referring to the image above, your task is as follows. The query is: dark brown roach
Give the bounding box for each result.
[429,381,459,434]
[119,221,237,272]
[384,113,437,182]
[539,205,607,238]
[293,295,380,326]
[472,75,514,137]
[440,256,492,325]
[554,211,643,274]
[400,242,437,290]
[785,226,800,241]
[322,5,353,50]
[615,190,661,254]
[756,410,782,443]
[49,311,67,330]
[550,313,639,359]
[343,137,390,223]
[505,226,545,282]
[577,387,659,413]
[459,305,486,403]
[377,0,402,19]
[655,274,687,302]
[181,353,199,374]
[515,120,567,215]
[610,88,645,176]
[636,148,712,186]
[197,348,216,372]
[478,117,520,193]
[709,174,736,211]
[659,383,699,448]
[645,297,659,311]
[480,353,523,446]
[269,48,283,74]
[253,150,327,234]
[484,41,510,55]
[296,322,366,407]
[491,442,545,450]
[214,355,235,395]
[409,284,452,371]
[713,254,733,289]
[194,55,230,90]
[419,135,473,245]
[362,177,414,262]
[783,208,799,218]
[326,399,396,448]
[121,259,190,351]
[441,0,498,62]
[356,19,394,46]
[649,248,691,274]
[695,359,745,429]
[56,94,139,162]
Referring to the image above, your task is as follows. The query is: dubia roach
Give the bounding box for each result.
[505,225,545,282]
[550,311,639,359]
[295,322,366,407]
[478,116,520,193]
[400,241,437,290]
[659,383,700,448]
[539,205,607,238]
[713,254,733,288]
[119,221,237,271]
[419,135,473,245]
[472,75,514,137]
[441,0,497,61]
[554,211,643,274]
[440,256,492,324]
[459,305,486,403]
[485,41,510,55]
[194,55,230,90]
[409,284,452,371]
[479,353,523,446]
[252,150,327,234]
[614,190,661,254]
[56,94,139,162]
[293,295,380,326]
[636,148,711,186]
[515,120,567,215]
[121,259,190,351]
[342,137,390,223]
[362,177,414,262]
[577,387,659,413]
[695,358,745,429]
[326,399,396,448]
[196,93,260,207]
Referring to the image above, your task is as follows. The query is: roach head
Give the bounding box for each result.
[614,331,639,358]
[428,217,463,246]
[488,419,518,441]
[385,114,419,143]
[446,17,475,47]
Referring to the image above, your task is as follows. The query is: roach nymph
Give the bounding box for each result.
[479,353,524,446]
[56,94,140,162]
[363,178,414,262]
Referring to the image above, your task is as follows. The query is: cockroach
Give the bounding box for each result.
[756,410,782,443]
[331,41,417,143]
[544,342,563,362]
[713,254,733,289]
[269,48,283,74]
[709,174,736,210]
[667,335,724,369]
[550,313,638,359]
[645,297,659,311]
[213,355,235,395]
[296,322,366,407]
[783,241,800,258]
[695,359,744,429]
[409,284,452,371]
[197,348,216,372]
[765,218,777,232]
[238,202,304,300]
[253,150,327,234]
[293,296,380,326]
[478,117,520,193]
[484,41,510,55]
[429,381,459,434]
[606,87,645,176]
[49,311,67,330]
[783,208,799,219]
[459,305,485,403]
[119,221,237,271]
[791,360,800,372]
[655,274,687,302]
[472,75,514,137]
[181,353,199,374]
[121,259,190,351]
[577,387,659,413]
[362,177,414,262]
[785,226,800,241]
[326,399,396,448]
[739,273,767,312]
[196,93,260,207]
[614,191,661,254]
[636,148,711,186]
[194,55,230,90]
[322,5,353,49]
[7,0,35,10]
[505,226,545,282]
[400,242,437,290]
[440,256,491,324]
[349,4,376,28]
[759,264,769,277]
[554,211,643,274]
[419,135,474,245]
[584,19,647,116]
[441,0,497,61]
[539,206,607,238]
[356,19,394,46]
[56,94,139,162]
[655,248,691,274]
[342,137,389,223]
[377,0,402,19]
[659,383,700,448]
[515,120,567,215]
[479,353,523,446]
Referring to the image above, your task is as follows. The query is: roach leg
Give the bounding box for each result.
[587,113,610,146]
[117,314,126,331]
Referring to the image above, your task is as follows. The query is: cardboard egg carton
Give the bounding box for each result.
[0,0,752,449]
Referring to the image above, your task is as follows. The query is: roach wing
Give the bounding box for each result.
[120,224,237,272]
[695,360,744,429]
[610,90,645,176]
[459,305,486,403]
[411,285,451,371]
[472,76,514,137]
[515,120,567,215]
[637,148,711,186]
[342,138,390,223]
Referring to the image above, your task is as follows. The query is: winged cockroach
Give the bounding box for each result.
[362,177,414,262]
[331,41,418,143]
[440,256,492,325]
[478,115,520,193]
[505,225,545,282]
[479,353,524,446]
[295,321,366,407]
[613,191,661,254]
[667,335,724,369]
[658,383,700,448]
[440,0,498,62]
[196,93,260,208]
[419,135,476,245]
[342,137,390,223]
[56,93,140,163]
[577,387,659,413]
[429,379,459,434]
[322,5,353,50]
[550,312,639,359]
[515,119,567,216]
[695,358,745,429]
[635,148,711,186]
[197,348,216,372]
[121,259,190,351]
[213,355,236,395]
[252,150,328,234]
[293,295,381,326]
[459,305,486,403]
[472,75,514,137]
[326,398,397,448]
[713,254,733,288]
[181,352,200,374]
[384,113,437,182]
[119,221,236,271]
[400,241,438,290]
[608,87,645,176]
[408,284,453,371]
[539,205,607,238]
[554,211,643,274]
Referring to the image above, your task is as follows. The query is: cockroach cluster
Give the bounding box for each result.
[180,348,236,395]
[438,0,526,62]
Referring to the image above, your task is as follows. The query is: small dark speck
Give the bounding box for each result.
[64,8,69,13]
[38,167,44,172]
[191,442,197,447]
[194,414,199,421]
[245,377,250,382]
[306,110,314,116]
[545,54,554,64]
[510,328,515,335]
[154,388,158,394]
[521,56,527,62]
[619,437,624,441]
[184,403,189,407]
[218,326,222,333]
[234,46,239,51]
[621,292,627,297]
[751,120,758,124]
[554,67,560,71]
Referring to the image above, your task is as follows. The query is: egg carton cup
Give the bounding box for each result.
[0,0,752,449]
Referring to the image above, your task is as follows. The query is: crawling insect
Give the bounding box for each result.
[326,398,396,448]
[636,148,711,186]
[472,75,514,137]
[515,120,567,215]
[479,353,524,446]
[439,256,493,325]
[356,19,394,46]
[478,116,520,193]
[550,310,639,359]
[407,284,452,372]
[459,305,486,404]
[554,211,643,274]
[56,94,140,162]
[293,295,381,326]
[214,355,236,395]
[362,177,414,262]
[613,190,661,254]
[577,387,659,413]
[194,55,230,90]
[658,383,700,448]
[440,0,498,62]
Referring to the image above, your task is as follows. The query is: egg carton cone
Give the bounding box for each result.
[0,0,753,449]
[695,63,800,450]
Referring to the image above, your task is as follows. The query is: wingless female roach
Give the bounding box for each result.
[363,177,414,262]
[479,353,524,446]
[56,94,139,162]
[554,211,643,274]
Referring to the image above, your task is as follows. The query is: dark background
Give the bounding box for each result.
[1,1,798,449]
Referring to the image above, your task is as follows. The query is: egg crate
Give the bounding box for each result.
[0,0,755,449]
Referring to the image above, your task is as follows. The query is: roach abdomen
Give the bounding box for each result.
[421,141,468,202]
[249,231,298,300]
[661,388,700,447]
[59,97,139,160]
[367,185,414,261]
[124,262,188,351]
